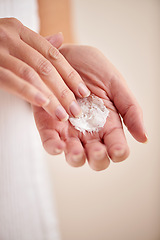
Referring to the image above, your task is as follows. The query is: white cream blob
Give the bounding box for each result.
[69,94,109,133]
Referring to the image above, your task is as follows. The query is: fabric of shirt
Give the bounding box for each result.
[0,1,60,239]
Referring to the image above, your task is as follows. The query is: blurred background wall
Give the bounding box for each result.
[45,1,160,240]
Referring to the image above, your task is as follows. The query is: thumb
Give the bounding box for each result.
[111,77,148,143]
[46,32,64,49]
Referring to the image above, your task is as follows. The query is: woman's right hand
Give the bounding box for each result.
[0,18,90,121]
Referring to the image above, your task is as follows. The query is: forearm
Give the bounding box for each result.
[38,0,74,43]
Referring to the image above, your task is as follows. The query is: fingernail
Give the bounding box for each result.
[78,83,90,97]
[71,153,83,162]
[55,105,69,121]
[93,150,106,160]
[58,31,63,36]
[35,93,50,106]
[142,125,148,142]
[143,127,148,143]
[49,47,59,60]
[69,101,82,117]
[54,148,63,154]
[144,133,148,144]
[113,149,125,159]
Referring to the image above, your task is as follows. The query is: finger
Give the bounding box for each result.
[0,52,69,121]
[46,32,64,49]
[41,130,65,155]
[103,126,130,163]
[20,26,90,98]
[110,74,147,143]
[32,105,66,154]
[12,40,82,118]
[0,66,49,107]
[65,137,86,167]
[84,141,110,171]
[102,110,129,162]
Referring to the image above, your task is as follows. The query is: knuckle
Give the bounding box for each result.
[47,93,55,102]
[0,67,11,87]
[67,70,77,81]
[61,87,73,99]
[0,18,22,43]
[20,67,36,83]
[0,27,10,42]
[19,83,30,96]
[7,17,22,29]
[37,58,53,76]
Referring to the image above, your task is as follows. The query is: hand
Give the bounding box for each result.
[0,18,90,120]
[33,43,147,171]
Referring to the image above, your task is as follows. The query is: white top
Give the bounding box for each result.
[0,1,60,239]
[0,0,39,32]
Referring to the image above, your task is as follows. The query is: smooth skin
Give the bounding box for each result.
[0,18,90,121]
[33,37,148,171]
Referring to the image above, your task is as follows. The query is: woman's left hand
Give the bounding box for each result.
[33,42,147,171]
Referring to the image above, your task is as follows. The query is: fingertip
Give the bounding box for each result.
[58,32,64,41]
[88,155,110,171]
[64,137,86,167]
[55,105,69,121]
[66,152,86,168]
[109,146,130,163]
[131,129,148,144]
[141,132,148,144]
[69,100,82,117]
[46,32,64,49]
[44,140,66,155]
[78,83,91,98]
[85,142,110,171]
[61,115,69,122]
[144,134,148,143]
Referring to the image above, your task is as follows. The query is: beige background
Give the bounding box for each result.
[46,1,160,240]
